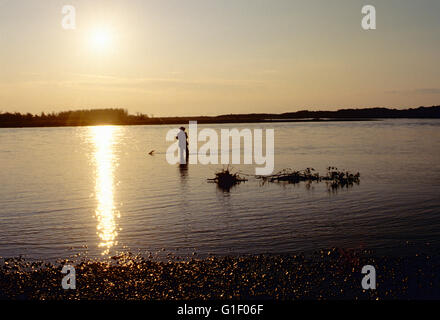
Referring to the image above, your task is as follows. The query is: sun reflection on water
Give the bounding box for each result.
[91,126,120,255]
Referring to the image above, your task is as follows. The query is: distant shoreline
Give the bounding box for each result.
[1,106,439,128]
[0,118,380,128]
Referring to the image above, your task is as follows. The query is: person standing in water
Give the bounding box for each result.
[176,126,189,164]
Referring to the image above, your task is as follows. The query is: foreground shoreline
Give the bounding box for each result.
[1,248,439,300]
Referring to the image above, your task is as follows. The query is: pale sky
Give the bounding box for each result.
[0,0,439,116]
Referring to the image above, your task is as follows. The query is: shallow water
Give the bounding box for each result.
[1,119,440,260]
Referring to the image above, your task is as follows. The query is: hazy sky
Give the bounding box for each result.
[0,0,439,116]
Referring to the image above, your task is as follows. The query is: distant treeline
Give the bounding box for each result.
[1,106,440,128]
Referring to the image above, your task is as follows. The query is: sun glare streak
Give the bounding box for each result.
[91,126,120,255]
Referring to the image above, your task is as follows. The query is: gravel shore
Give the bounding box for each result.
[1,248,439,300]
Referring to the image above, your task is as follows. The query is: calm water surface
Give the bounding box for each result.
[1,119,440,260]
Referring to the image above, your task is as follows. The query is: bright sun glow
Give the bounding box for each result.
[89,27,113,52]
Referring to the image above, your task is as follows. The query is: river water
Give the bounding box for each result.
[1,119,440,260]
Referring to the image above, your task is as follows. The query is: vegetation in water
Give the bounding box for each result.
[258,167,360,190]
[207,167,247,191]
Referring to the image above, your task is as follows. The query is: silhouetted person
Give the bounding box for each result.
[176,126,189,164]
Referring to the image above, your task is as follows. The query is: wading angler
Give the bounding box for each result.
[166,121,274,175]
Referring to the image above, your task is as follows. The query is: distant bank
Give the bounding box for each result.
[1,106,439,128]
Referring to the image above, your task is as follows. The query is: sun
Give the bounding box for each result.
[89,27,113,52]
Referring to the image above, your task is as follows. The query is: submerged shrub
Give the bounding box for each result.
[208,167,247,191]
[258,167,360,190]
